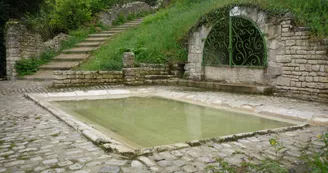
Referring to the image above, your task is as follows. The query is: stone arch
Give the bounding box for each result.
[185,6,281,84]
[186,5,328,102]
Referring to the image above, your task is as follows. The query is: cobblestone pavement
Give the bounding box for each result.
[0,80,123,95]
[0,81,327,173]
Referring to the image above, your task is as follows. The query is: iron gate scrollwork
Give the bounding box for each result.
[203,16,267,67]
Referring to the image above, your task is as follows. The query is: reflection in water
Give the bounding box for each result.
[55,97,292,148]
[184,104,202,140]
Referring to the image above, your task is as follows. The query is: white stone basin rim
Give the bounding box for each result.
[24,87,314,157]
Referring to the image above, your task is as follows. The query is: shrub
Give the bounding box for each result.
[47,0,93,31]
[15,50,56,76]
[15,58,39,76]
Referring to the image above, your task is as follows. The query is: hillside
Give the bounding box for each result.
[79,0,327,70]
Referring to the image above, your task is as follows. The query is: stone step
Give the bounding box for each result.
[101,30,124,34]
[145,75,174,80]
[110,27,128,31]
[125,21,142,25]
[119,24,139,27]
[53,54,89,61]
[146,79,273,95]
[84,37,108,42]
[39,61,80,70]
[88,33,114,38]
[322,38,328,46]
[24,70,55,81]
[139,63,167,68]
[62,47,97,54]
[76,42,102,47]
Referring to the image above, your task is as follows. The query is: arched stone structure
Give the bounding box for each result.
[186,6,328,102]
[186,6,280,83]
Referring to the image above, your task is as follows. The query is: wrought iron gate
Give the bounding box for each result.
[203,16,267,68]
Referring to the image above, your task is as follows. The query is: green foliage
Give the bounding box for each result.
[80,0,328,72]
[20,0,156,41]
[259,0,328,38]
[269,137,286,157]
[15,51,56,76]
[47,0,93,31]
[112,14,127,26]
[300,132,328,173]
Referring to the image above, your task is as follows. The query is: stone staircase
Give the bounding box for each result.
[24,18,143,80]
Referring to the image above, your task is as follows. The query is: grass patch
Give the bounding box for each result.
[79,0,328,71]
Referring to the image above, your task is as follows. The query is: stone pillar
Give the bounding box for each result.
[122,52,135,68]
[5,21,22,80]
[185,25,211,81]
[122,52,139,85]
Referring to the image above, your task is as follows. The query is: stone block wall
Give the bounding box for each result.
[99,1,153,26]
[53,63,171,87]
[5,21,43,79]
[123,64,170,85]
[5,21,69,80]
[274,20,328,102]
[53,71,123,87]
[186,6,328,102]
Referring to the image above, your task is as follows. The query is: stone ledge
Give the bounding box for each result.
[147,79,273,95]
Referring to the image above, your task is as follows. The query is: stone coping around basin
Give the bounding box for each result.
[26,86,322,157]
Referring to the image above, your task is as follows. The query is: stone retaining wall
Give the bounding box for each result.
[275,20,328,102]
[53,63,170,87]
[5,21,69,80]
[123,65,169,85]
[53,71,123,87]
[186,6,328,103]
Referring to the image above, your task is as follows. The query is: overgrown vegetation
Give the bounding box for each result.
[22,0,157,41]
[15,26,100,76]
[15,51,56,76]
[79,0,328,71]
[205,132,328,173]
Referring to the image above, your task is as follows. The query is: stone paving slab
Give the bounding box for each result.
[53,54,89,61]
[39,61,80,70]
[0,81,327,172]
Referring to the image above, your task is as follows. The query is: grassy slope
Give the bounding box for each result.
[79,0,232,70]
[80,0,328,71]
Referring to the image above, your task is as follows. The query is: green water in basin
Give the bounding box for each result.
[54,97,292,148]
